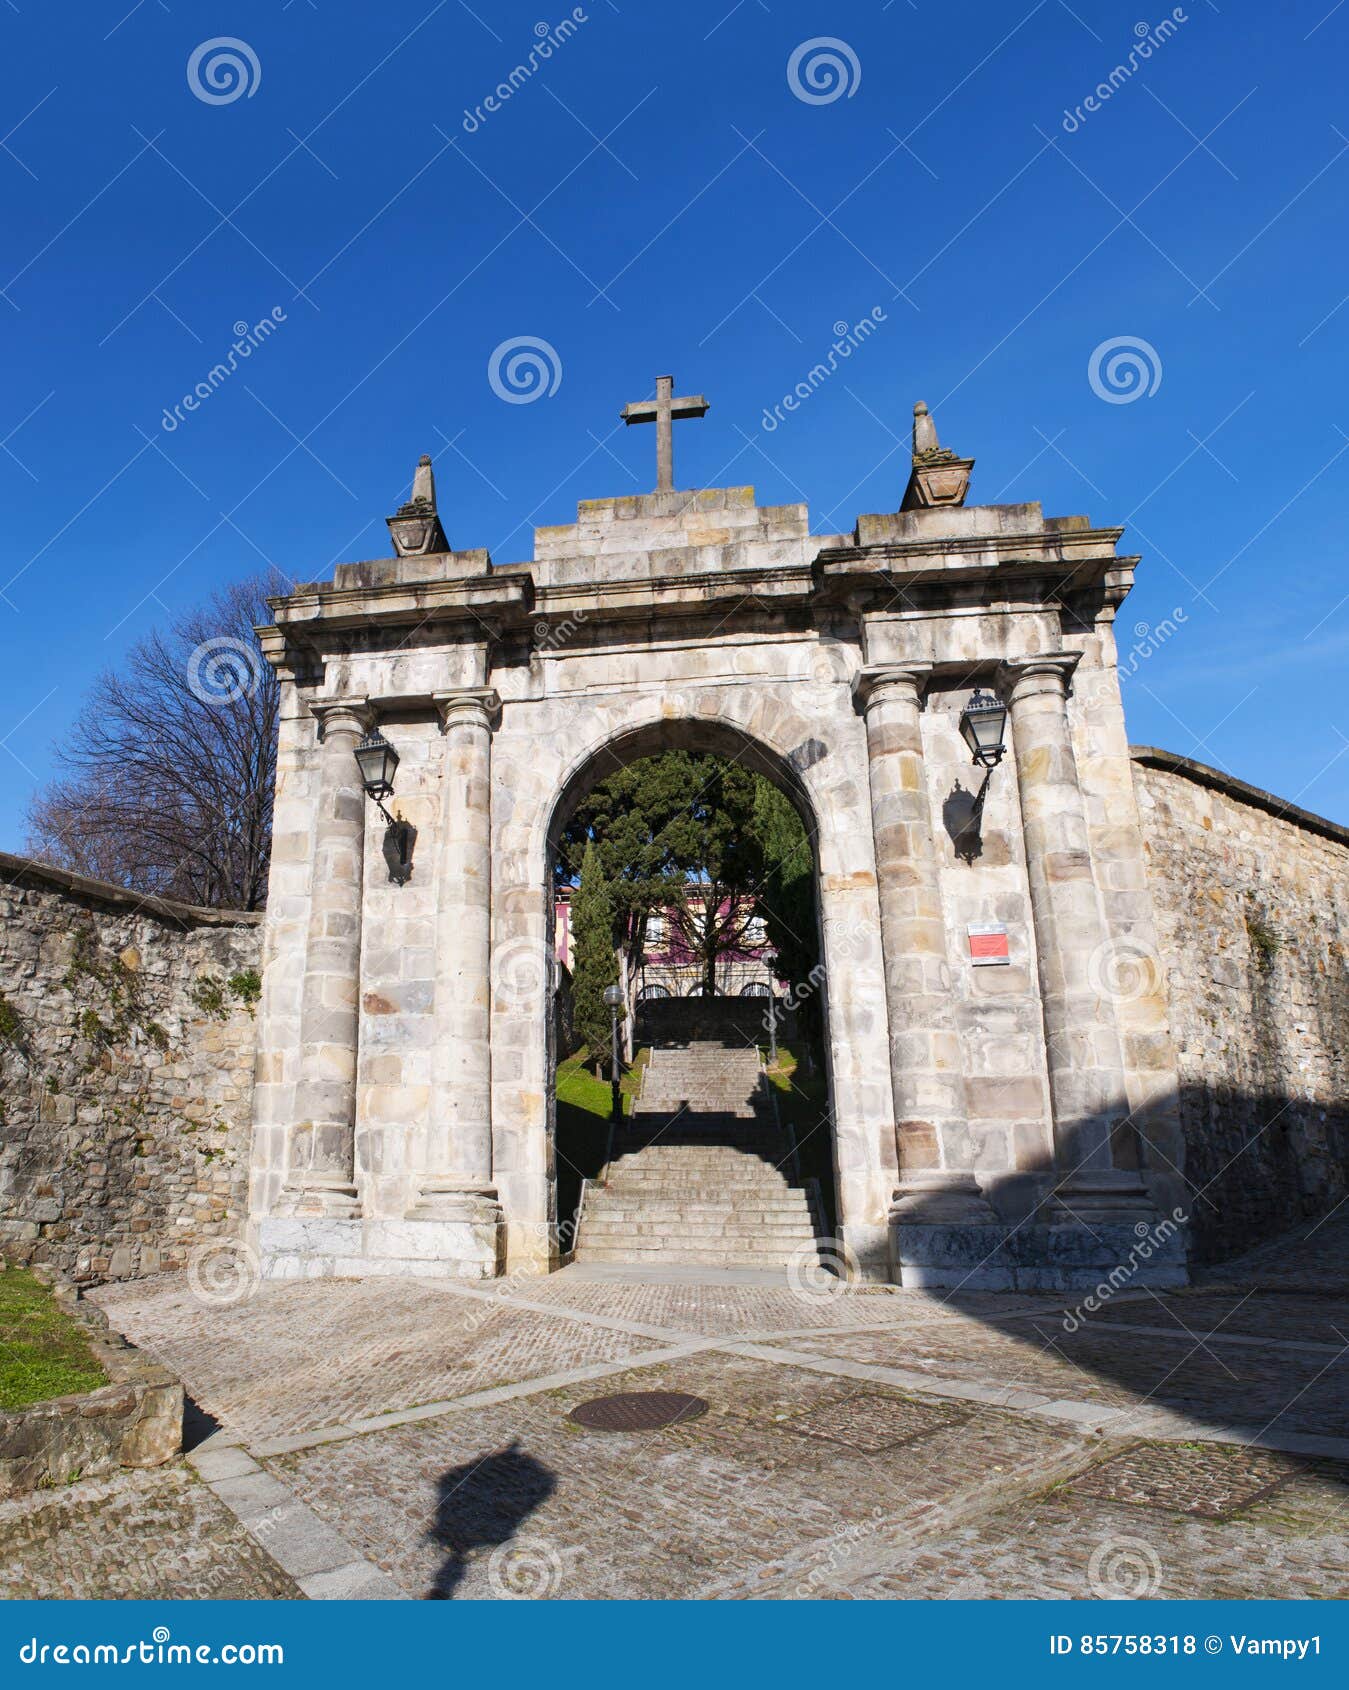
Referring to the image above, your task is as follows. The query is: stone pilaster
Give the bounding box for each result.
[408,689,501,1260]
[1002,656,1153,1220]
[854,665,992,1224]
[281,697,372,1218]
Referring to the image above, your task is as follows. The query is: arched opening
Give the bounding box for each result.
[543,719,838,1272]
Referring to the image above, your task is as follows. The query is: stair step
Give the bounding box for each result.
[579,1226,819,1243]
[573,1247,818,1265]
[571,1039,822,1268]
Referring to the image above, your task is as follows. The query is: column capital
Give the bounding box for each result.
[309,696,373,739]
[998,652,1079,706]
[852,663,933,714]
[434,687,500,732]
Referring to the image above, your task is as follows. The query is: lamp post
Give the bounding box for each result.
[353,729,413,883]
[602,982,624,1125]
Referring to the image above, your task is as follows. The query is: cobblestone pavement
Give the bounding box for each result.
[1194,1208,1349,1294]
[4,1248,1334,1601]
[0,1469,300,1600]
[92,1274,669,1444]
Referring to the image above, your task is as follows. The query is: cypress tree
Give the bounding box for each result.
[572,839,619,1075]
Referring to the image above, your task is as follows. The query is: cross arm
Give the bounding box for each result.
[620,395,710,424]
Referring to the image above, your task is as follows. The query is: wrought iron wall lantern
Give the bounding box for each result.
[353,729,414,884]
[958,689,1008,768]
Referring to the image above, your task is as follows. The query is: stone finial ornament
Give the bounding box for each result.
[902,401,974,511]
[912,400,947,462]
[387,453,449,556]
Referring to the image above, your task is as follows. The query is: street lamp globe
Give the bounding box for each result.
[353,730,400,800]
[959,689,1008,768]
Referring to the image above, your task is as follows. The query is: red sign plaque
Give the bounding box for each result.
[967,923,1010,966]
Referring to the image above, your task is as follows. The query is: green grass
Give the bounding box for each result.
[554,1048,651,1239]
[0,1268,107,1411]
[761,1042,828,1111]
[555,1047,648,1121]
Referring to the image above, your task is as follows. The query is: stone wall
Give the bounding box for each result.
[634,995,795,1049]
[0,1268,181,1498]
[1133,749,1349,1262]
[0,853,261,1284]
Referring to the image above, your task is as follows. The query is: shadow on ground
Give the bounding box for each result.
[426,1440,557,1599]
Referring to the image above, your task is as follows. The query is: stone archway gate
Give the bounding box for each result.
[250,428,1188,1290]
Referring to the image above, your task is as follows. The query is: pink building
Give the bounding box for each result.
[554,889,777,999]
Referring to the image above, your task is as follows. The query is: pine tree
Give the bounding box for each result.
[572,840,619,1076]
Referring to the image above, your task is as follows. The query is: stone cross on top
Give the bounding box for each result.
[621,374,709,492]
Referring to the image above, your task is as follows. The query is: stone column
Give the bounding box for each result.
[854,666,992,1224]
[410,689,501,1249]
[1002,656,1152,1219]
[283,698,371,1217]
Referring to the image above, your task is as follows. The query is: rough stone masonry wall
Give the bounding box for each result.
[1133,751,1349,1262]
[0,854,261,1284]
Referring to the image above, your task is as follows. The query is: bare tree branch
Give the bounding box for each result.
[24,574,282,910]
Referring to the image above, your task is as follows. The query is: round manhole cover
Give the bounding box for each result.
[567,1390,709,1431]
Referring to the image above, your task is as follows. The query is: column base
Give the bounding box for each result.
[889,1174,1012,1290]
[403,1183,502,1278]
[258,1214,502,1282]
[277,1178,361,1220]
[406,1181,500,1225]
[1046,1171,1159,1225]
[890,1218,1189,1293]
[890,1171,999,1224]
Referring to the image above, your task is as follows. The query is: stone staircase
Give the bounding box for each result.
[572,1042,825,1268]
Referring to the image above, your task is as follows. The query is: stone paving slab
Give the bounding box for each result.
[1058,1292,1349,1347]
[1062,1439,1314,1518]
[763,1318,1349,1435]
[0,1468,301,1600]
[65,1261,1349,1602]
[830,1492,1349,1601]
[1195,1210,1349,1295]
[92,1276,665,1443]
[268,1349,1089,1600]
[518,1276,1065,1338]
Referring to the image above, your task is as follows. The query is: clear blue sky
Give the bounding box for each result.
[2,0,1346,844]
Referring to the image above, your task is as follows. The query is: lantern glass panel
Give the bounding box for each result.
[959,692,1008,767]
[354,733,399,797]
